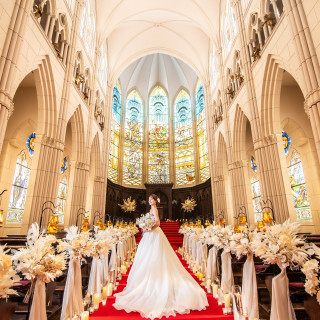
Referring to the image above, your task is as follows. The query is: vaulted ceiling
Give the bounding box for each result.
[93,0,224,86]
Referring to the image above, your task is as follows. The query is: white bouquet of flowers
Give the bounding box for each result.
[179,224,190,235]
[136,213,156,232]
[207,225,233,251]
[251,220,312,269]
[229,227,254,259]
[199,224,215,244]
[92,229,115,256]
[301,259,320,303]
[12,223,67,283]
[0,245,20,299]
[59,226,95,261]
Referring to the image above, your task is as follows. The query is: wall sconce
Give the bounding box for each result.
[0,189,8,228]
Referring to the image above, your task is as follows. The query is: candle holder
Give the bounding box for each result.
[0,189,7,227]
[215,210,225,226]
[39,200,58,231]
[76,208,89,230]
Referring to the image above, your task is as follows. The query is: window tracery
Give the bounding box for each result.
[80,0,95,59]
[97,43,107,92]
[221,0,237,56]
[56,176,67,224]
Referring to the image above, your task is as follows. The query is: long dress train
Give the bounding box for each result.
[113,226,208,319]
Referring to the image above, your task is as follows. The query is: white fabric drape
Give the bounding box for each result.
[87,257,102,295]
[221,250,234,293]
[242,253,259,319]
[101,254,109,286]
[109,244,117,271]
[29,279,46,320]
[206,247,218,281]
[270,266,296,320]
[60,258,84,320]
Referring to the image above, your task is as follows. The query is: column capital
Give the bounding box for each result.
[304,87,320,116]
[253,133,280,150]
[228,160,247,170]
[0,90,14,118]
[39,134,65,152]
[75,161,90,171]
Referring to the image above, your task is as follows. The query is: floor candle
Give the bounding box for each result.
[102,286,108,300]
[93,293,100,309]
[121,264,126,274]
[224,293,231,308]
[212,284,218,297]
[107,283,113,296]
[80,311,89,320]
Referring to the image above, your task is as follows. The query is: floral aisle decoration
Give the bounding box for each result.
[0,245,20,299]
[12,223,66,320]
[59,226,95,320]
[229,227,259,319]
[181,197,197,212]
[251,220,312,320]
[301,259,320,304]
[118,196,136,212]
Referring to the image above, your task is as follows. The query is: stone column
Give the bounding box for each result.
[0,0,34,154]
[192,94,200,184]
[254,134,295,222]
[282,0,320,163]
[228,160,254,224]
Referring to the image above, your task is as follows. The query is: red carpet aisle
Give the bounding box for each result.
[91,222,234,320]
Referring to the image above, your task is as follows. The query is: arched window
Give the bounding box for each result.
[56,176,67,224]
[97,43,107,92]
[108,80,121,182]
[80,0,95,58]
[174,90,194,185]
[196,80,209,181]
[249,156,262,222]
[221,0,237,56]
[287,150,312,221]
[148,86,169,183]
[7,152,31,223]
[211,52,220,87]
[123,90,143,186]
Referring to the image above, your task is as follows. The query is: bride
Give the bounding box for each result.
[113,194,208,319]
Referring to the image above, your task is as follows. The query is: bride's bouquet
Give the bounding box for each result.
[136,213,155,232]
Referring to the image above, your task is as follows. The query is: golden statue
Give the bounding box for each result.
[262,211,273,224]
[0,209,3,227]
[107,220,113,227]
[234,225,240,233]
[96,218,104,230]
[239,215,247,225]
[47,214,58,233]
[81,218,89,232]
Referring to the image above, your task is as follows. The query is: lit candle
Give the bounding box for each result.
[125,261,129,269]
[107,283,113,296]
[224,293,231,308]
[102,300,106,306]
[80,311,89,320]
[89,306,94,314]
[93,293,100,309]
[121,264,126,274]
[102,286,108,300]
[212,284,218,297]
[206,279,212,292]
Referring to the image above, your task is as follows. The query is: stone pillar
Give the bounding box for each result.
[254,134,295,222]
[228,160,254,224]
[0,0,34,155]
[192,94,200,184]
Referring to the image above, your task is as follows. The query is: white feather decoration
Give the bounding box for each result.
[27,222,40,247]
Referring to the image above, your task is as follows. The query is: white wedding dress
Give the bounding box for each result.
[113,224,208,319]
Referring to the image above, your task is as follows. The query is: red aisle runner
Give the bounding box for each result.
[90,222,234,320]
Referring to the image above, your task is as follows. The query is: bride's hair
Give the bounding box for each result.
[149,193,159,204]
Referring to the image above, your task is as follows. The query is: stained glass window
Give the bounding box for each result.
[196,80,209,181]
[251,156,257,172]
[61,157,67,173]
[56,176,67,224]
[123,90,143,185]
[174,90,194,185]
[211,53,220,87]
[108,80,121,182]
[26,132,36,156]
[282,131,291,155]
[97,44,107,92]
[148,86,169,183]
[221,0,238,56]
[80,0,95,58]
[7,152,31,223]
[250,176,262,222]
[287,150,312,221]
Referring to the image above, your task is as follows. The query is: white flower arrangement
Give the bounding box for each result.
[92,229,115,256]
[179,225,190,235]
[206,225,234,251]
[136,213,155,232]
[251,220,312,269]
[0,245,20,299]
[59,226,95,261]
[12,223,67,283]
[118,196,136,212]
[229,227,254,259]
[181,197,197,213]
[301,259,320,304]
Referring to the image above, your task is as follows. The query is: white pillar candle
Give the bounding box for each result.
[223,293,231,308]
[107,283,113,296]
[206,280,212,292]
[102,286,108,300]
[125,261,129,269]
[93,293,100,309]
[80,311,89,320]
[212,284,218,297]
[121,264,126,274]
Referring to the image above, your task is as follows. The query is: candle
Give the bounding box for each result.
[125,261,129,269]
[121,264,126,274]
[107,283,113,296]
[89,306,94,314]
[102,286,108,300]
[93,293,100,309]
[199,273,204,280]
[102,300,107,306]
[212,284,218,297]
[80,311,89,320]
[224,293,231,308]
[206,280,212,292]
